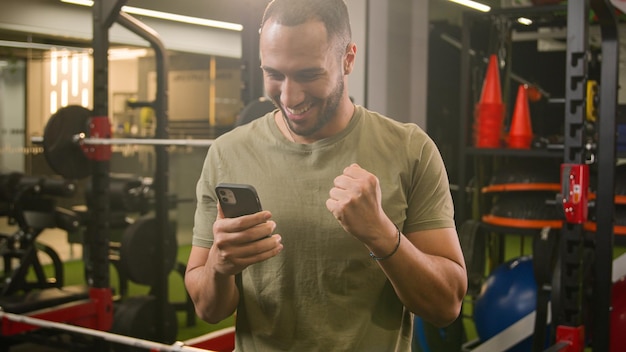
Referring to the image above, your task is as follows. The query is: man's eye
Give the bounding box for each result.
[265,72,284,80]
[298,74,319,82]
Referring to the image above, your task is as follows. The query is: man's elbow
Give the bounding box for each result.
[432,299,464,328]
[195,306,228,325]
[426,276,467,328]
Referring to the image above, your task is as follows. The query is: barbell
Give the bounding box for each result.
[31,135,214,147]
[76,135,214,147]
[0,309,207,352]
[35,105,215,179]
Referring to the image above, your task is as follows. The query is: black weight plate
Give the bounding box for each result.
[120,215,178,286]
[488,159,560,186]
[490,192,561,220]
[43,105,92,179]
[110,295,178,352]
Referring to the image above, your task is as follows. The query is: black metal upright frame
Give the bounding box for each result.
[557,2,619,350]
[92,0,172,341]
[556,0,589,332]
[89,3,121,350]
[89,0,125,292]
[116,11,172,341]
[240,0,266,106]
[588,0,618,350]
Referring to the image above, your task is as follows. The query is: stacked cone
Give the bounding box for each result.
[474,54,505,148]
[507,84,533,149]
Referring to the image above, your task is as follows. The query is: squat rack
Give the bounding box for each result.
[90,0,173,340]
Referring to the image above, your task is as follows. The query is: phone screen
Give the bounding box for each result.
[216,183,263,218]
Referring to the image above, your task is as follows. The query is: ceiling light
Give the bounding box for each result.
[518,17,533,26]
[60,0,243,31]
[0,40,90,52]
[448,0,491,12]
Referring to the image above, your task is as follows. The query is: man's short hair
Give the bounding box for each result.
[260,0,352,54]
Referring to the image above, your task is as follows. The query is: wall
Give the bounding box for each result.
[0,59,26,172]
[109,58,139,134]
[345,0,367,107]
[366,0,429,128]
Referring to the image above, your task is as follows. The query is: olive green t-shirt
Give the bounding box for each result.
[193,105,455,351]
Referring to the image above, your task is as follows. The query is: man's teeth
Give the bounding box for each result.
[287,105,311,115]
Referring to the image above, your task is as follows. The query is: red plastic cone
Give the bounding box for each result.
[480,55,502,104]
[508,84,533,149]
[474,54,505,148]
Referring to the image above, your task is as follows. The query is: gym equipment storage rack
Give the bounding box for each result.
[454,1,621,351]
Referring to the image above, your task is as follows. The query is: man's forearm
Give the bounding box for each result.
[185,264,239,324]
[373,229,467,327]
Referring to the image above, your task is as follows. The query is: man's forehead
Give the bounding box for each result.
[260,18,328,39]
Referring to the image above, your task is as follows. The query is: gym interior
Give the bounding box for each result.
[0,0,625,351]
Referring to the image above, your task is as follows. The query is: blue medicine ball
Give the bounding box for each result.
[473,256,537,352]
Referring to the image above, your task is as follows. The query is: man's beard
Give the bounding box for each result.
[276,77,344,138]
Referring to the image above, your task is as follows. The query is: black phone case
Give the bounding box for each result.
[216,183,263,218]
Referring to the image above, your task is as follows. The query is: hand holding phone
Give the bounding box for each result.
[213,183,282,271]
[216,183,263,218]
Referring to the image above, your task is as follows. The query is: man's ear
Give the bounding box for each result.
[343,43,357,75]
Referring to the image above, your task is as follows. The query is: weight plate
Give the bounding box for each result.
[110,295,178,352]
[483,192,563,229]
[43,105,92,179]
[487,159,560,186]
[489,192,561,221]
[120,215,177,286]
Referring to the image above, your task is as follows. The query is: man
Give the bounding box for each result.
[185,0,467,350]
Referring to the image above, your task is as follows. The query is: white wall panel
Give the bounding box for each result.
[0,0,241,57]
[346,0,367,106]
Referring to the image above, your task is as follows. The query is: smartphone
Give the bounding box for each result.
[215,183,263,218]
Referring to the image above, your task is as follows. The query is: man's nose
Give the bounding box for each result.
[280,78,305,108]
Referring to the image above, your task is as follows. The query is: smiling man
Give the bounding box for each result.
[185,0,467,351]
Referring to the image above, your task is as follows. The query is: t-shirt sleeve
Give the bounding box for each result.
[192,146,220,248]
[402,130,456,234]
